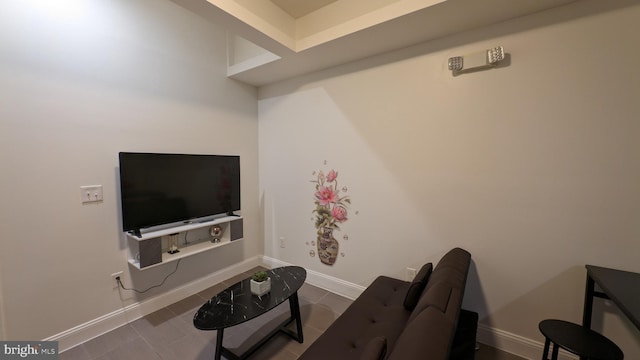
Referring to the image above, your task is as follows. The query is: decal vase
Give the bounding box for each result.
[317,227,339,265]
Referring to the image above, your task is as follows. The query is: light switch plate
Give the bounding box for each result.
[80,185,103,203]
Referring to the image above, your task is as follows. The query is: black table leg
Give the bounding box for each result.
[582,275,595,329]
[551,343,559,360]
[215,329,224,360]
[289,292,304,343]
[580,274,595,360]
[541,338,550,360]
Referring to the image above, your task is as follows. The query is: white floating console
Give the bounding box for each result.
[127,216,243,270]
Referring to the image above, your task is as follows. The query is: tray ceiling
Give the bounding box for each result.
[173,0,581,86]
[270,0,339,19]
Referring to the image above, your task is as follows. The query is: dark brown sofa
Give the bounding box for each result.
[299,247,474,360]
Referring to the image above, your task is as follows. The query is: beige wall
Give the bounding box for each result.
[0,0,259,341]
[1,0,639,357]
[258,0,640,357]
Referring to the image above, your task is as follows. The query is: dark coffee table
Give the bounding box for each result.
[193,266,306,360]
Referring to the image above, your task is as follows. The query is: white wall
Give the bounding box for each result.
[259,0,640,358]
[0,0,259,342]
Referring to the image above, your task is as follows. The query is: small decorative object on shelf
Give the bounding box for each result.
[250,271,271,296]
[168,233,180,254]
[210,225,222,243]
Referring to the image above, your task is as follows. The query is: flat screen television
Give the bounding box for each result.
[118,152,240,234]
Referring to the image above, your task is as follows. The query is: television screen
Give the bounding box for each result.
[118,152,240,233]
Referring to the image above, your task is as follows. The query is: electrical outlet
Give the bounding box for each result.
[406,267,417,281]
[279,237,285,248]
[111,271,123,288]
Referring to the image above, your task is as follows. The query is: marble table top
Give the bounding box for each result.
[193,266,307,330]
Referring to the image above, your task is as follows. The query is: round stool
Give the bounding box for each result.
[539,319,623,360]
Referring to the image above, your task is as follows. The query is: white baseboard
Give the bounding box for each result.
[51,256,570,360]
[263,257,575,360]
[477,323,578,360]
[49,256,263,352]
[261,256,366,300]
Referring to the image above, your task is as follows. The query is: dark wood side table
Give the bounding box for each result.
[583,265,640,331]
[581,265,640,360]
[539,319,623,360]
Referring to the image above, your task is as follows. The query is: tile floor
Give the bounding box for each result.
[60,267,525,360]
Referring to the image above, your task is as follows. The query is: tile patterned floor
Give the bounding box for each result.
[60,267,524,360]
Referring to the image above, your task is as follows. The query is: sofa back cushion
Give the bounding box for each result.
[407,248,471,325]
[413,282,452,313]
[387,307,456,360]
[403,262,433,310]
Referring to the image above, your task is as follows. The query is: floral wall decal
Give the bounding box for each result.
[311,166,351,265]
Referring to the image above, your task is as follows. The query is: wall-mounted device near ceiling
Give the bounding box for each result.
[448,46,505,75]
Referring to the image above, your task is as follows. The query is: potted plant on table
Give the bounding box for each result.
[250,271,271,296]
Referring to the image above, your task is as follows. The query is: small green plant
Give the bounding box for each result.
[252,271,268,282]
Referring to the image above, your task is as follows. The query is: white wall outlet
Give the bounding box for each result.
[80,185,103,203]
[279,237,285,248]
[111,271,123,288]
[406,267,417,281]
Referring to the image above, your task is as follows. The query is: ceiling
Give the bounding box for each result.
[173,0,581,87]
[270,0,339,19]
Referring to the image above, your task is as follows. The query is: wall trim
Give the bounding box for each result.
[52,255,573,360]
[264,257,578,360]
[49,256,262,352]
[261,256,366,300]
[477,323,577,360]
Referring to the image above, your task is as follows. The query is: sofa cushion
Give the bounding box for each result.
[298,276,411,360]
[403,262,433,310]
[299,248,472,360]
[387,307,456,360]
[360,336,387,360]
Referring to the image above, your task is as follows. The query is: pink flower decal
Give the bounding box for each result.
[332,206,348,222]
[315,186,337,206]
[312,166,350,233]
[326,169,338,182]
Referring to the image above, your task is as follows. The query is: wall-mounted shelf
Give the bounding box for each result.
[126,216,243,270]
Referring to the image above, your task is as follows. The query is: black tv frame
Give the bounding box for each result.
[118,152,240,235]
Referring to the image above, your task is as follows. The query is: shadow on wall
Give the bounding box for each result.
[480,266,623,342]
[474,264,640,357]
[465,265,585,356]
[462,260,489,322]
